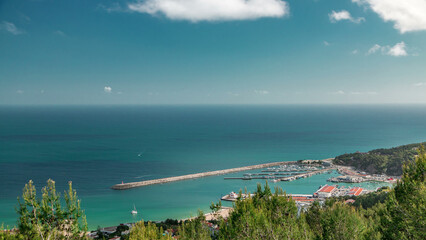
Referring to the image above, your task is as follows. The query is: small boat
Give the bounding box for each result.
[131,204,138,215]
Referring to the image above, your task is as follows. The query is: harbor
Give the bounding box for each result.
[111,159,334,190]
[222,161,335,182]
[273,167,336,182]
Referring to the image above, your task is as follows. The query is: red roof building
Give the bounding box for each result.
[317,185,337,198]
[319,186,336,193]
[347,187,363,196]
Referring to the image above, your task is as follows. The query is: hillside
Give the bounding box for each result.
[333,142,425,176]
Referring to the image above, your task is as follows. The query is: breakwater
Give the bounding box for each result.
[111,161,302,190]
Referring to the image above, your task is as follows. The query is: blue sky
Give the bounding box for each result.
[1,0,426,105]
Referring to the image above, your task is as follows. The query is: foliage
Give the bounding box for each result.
[0,224,24,240]
[333,142,424,175]
[178,211,212,240]
[378,145,426,239]
[152,219,179,236]
[15,179,88,240]
[339,187,390,210]
[127,221,171,240]
[305,201,379,240]
[217,183,312,240]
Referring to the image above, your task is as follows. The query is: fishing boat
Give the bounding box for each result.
[131,204,138,215]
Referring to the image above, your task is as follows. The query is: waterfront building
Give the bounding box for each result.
[316,185,337,198]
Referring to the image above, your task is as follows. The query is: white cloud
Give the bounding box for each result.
[352,0,426,33]
[367,44,382,55]
[367,42,409,57]
[127,0,289,22]
[413,82,426,86]
[254,90,269,95]
[387,41,408,56]
[0,21,24,35]
[323,41,330,46]
[351,49,359,54]
[104,86,112,93]
[16,90,24,94]
[329,10,365,23]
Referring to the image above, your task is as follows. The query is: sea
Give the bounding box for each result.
[1,105,425,229]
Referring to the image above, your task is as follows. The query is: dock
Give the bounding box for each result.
[111,161,300,190]
[274,167,335,182]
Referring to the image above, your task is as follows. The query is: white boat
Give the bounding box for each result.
[131,204,138,215]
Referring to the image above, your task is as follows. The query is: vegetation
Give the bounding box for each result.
[333,142,425,175]
[0,179,88,240]
[178,211,211,240]
[2,145,425,240]
[336,186,390,210]
[126,221,171,240]
[378,145,426,239]
[217,183,312,240]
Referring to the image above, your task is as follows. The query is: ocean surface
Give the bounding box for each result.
[1,105,425,229]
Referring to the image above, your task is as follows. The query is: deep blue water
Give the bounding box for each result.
[0,105,425,229]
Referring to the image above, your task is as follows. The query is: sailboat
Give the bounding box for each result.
[131,204,138,215]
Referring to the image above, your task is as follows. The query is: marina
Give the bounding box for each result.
[273,167,336,182]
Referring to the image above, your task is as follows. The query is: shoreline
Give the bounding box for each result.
[111,158,334,190]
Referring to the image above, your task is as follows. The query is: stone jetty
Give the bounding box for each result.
[111,161,299,190]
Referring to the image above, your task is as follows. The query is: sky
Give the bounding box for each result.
[1,0,426,105]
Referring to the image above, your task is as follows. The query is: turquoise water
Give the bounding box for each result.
[0,105,425,229]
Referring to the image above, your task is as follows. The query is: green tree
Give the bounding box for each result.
[0,224,24,240]
[16,179,88,240]
[218,184,312,240]
[178,211,212,240]
[379,145,426,239]
[128,221,171,240]
[210,201,222,221]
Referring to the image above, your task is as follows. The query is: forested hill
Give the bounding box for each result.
[333,142,425,176]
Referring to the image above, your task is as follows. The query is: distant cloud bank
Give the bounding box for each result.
[353,0,426,33]
[127,0,289,22]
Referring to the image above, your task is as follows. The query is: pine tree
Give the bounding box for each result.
[379,145,426,239]
[128,221,172,240]
[16,179,88,240]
